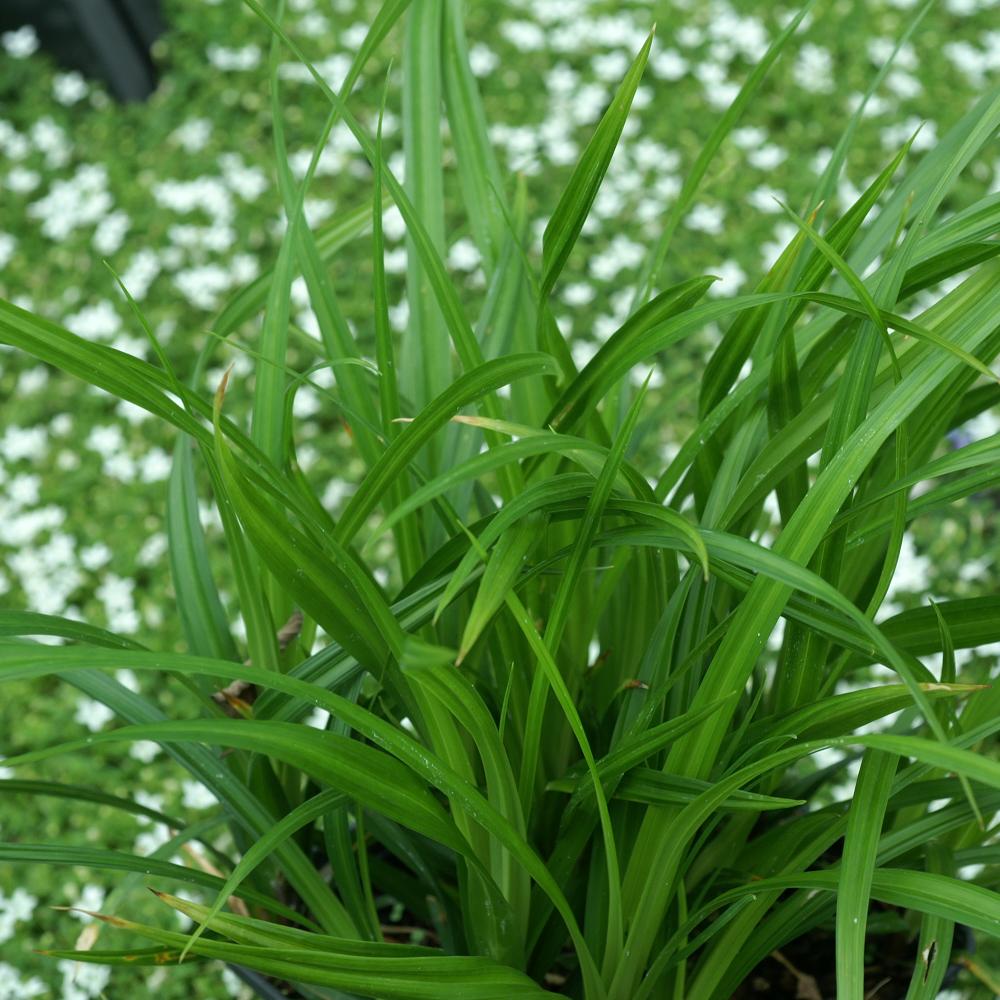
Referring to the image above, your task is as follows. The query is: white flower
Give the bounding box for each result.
[747,185,784,213]
[760,222,799,270]
[219,153,268,200]
[135,531,167,566]
[174,264,233,310]
[383,247,407,274]
[85,424,125,458]
[501,20,545,50]
[67,301,122,341]
[943,40,989,84]
[571,339,598,369]
[80,543,112,572]
[119,249,161,299]
[0,121,29,160]
[304,198,333,226]
[74,697,115,732]
[546,63,578,98]
[129,740,160,764]
[206,44,262,71]
[182,781,217,810]
[593,50,630,82]
[388,298,409,329]
[1,26,39,59]
[468,43,499,76]
[0,233,15,270]
[686,203,725,235]
[382,205,406,242]
[59,958,110,1000]
[5,167,39,193]
[794,43,834,94]
[709,259,747,295]
[747,144,786,171]
[17,367,47,395]
[323,478,355,511]
[93,210,130,256]
[563,283,595,307]
[170,118,212,153]
[278,53,351,88]
[448,237,481,272]
[0,425,46,463]
[29,117,71,168]
[135,790,165,819]
[138,448,172,483]
[115,669,140,692]
[97,574,140,633]
[293,386,321,419]
[650,48,688,80]
[70,885,106,921]
[885,69,921,100]
[731,125,767,150]
[53,71,88,105]
[0,961,45,997]
[28,165,112,240]
[8,473,40,508]
[569,83,608,125]
[153,176,234,223]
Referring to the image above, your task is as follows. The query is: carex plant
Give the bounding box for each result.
[2,0,1000,997]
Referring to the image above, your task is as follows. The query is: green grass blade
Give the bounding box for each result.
[836,750,897,1000]
[540,28,653,301]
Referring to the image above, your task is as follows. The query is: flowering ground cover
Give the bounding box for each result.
[0,0,999,997]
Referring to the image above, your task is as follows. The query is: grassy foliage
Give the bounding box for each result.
[2,1,1000,998]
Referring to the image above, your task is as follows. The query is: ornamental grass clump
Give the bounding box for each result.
[2,1,1000,997]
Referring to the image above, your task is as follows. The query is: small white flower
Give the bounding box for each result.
[115,669,140,692]
[85,424,125,458]
[138,448,172,483]
[59,957,110,1000]
[182,781,217,810]
[70,885,105,921]
[53,71,88,105]
[323,478,354,511]
[747,144,786,171]
[382,205,406,242]
[129,740,160,764]
[563,282,595,307]
[731,126,767,150]
[0,425,46,463]
[135,531,167,566]
[74,697,115,732]
[448,237,481,272]
[686,203,725,235]
[0,233,15,269]
[747,185,784,213]
[174,264,233,310]
[501,20,545,50]
[708,260,746,295]
[0,961,45,997]
[206,44,262,71]
[170,118,212,153]
[80,543,112,572]
[794,43,835,94]
[135,790,165,820]
[2,26,39,59]
[650,48,687,81]
[93,210,130,256]
[67,301,122,341]
[469,43,499,76]
[5,167,39,193]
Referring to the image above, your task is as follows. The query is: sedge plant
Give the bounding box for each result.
[2,1,1000,997]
